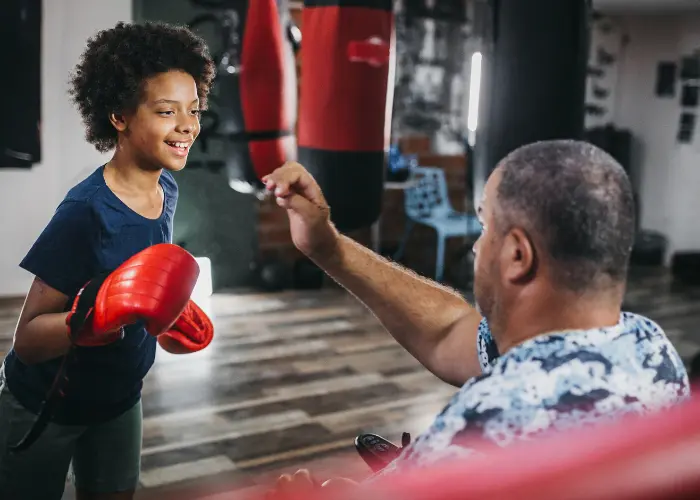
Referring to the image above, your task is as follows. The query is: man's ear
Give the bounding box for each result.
[501,227,537,283]
[109,112,128,132]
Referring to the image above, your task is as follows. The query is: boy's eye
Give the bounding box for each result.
[190,109,201,116]
[158,111,174,116]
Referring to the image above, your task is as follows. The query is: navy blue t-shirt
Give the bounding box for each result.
[3,165,178,425]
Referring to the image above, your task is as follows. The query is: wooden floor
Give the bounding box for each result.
[0,266,698,499]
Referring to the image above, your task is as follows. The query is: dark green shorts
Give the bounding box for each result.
[0,367,142,499]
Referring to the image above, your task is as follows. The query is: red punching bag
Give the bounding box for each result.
[298,0,395,232]
[212,0,298,196]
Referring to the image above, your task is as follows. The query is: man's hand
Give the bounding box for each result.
[264,469,318,499]
[263,469,358,499]
[263,162,339,260]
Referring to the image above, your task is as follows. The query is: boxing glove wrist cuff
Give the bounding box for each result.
[65,271,110,344]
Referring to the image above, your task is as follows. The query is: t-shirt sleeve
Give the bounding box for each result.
[367,373,501,480]
[20,200,100,297]
[477,318,500,372]
[370,368,546,479]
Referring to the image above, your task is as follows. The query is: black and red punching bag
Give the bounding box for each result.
[212,0,298,196]
[298,0,395,232]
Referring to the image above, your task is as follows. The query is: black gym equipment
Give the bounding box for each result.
[471,0,590,208]
[672,252,700,286]
[1,0,42,168]
[355,432,411,472]
[445,0,590,291]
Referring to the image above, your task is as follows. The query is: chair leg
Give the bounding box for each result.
[436,233,446,282]
[394,221,415,261]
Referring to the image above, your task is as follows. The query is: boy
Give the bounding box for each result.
[0,22,216,499]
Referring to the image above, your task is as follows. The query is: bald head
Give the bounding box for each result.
[494,139,635,292]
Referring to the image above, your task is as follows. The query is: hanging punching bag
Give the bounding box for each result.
[214,0,298,196]
[471,0,589,207]
[298,0,395,232]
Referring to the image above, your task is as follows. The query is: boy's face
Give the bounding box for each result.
[121,70,201,172]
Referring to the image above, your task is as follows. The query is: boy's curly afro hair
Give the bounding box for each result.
[69,21,216,153]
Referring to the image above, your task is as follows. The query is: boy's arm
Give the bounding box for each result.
[13,278,73,365]
[14,200,99,364]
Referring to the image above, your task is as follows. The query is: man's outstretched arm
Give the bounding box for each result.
[317,233,482,386]
[264,162,483,387]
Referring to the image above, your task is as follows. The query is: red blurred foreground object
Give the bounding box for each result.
[254,392,700,500]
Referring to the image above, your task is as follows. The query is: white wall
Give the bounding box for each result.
[607,13,700,259]
[0,0,131,297]
[585,18,626,129]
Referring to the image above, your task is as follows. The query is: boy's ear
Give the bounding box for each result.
[109,112,127,132]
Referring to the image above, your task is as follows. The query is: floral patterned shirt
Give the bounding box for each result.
[378,312,689,474]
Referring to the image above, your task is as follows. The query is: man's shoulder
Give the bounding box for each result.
[474,312,687,396]
[469,314,688,409]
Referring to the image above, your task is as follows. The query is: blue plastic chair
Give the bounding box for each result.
[394,166,481,282]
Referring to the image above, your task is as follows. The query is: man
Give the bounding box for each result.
[261,140,689,492]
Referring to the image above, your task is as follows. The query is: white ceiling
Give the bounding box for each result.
[594,0,700,12]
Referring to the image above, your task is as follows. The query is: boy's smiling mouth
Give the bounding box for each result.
[165,141,191,156]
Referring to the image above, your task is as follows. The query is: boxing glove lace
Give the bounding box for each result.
[157,300,214,354]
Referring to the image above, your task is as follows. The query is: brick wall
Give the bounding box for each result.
[255,8,472,281]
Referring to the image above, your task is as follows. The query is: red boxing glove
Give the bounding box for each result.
[66,243,200,347]
[157,300,214,354]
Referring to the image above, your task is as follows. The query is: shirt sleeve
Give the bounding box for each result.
[371,368,545,478]
[20,200,100,297]
[367,374,496,480]
[477,318,500,372]
[362,324,505,481]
